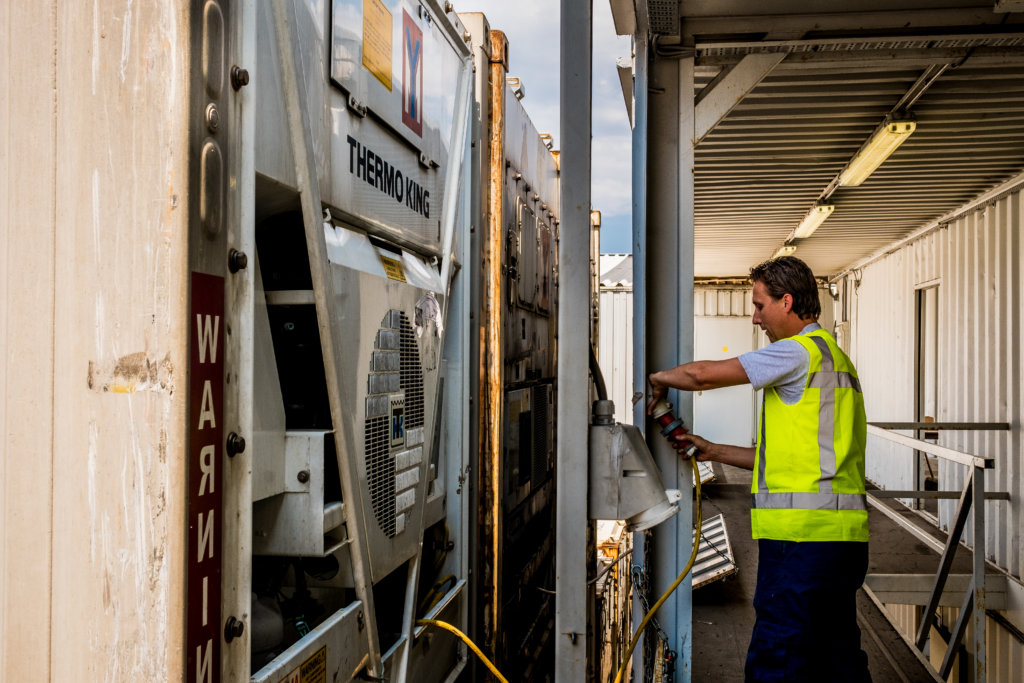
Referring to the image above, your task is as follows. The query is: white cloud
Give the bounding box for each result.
[461,1,633,251]
[591,134,632,216]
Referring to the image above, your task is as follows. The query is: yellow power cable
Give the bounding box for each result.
[613,457,703,683]
[416,618,509,683]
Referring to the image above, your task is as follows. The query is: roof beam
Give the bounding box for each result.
[698,46,1024,69]
[694,52,787,143]
[680,8,1013,39]
[617,57,634,126]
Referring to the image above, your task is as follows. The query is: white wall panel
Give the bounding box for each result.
[848,187,1024,577]
[850,186,1024,678]
[599,289,635,424]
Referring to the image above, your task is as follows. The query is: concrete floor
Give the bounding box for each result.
[690,462,964,682]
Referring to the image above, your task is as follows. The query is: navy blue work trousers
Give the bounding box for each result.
[745,539,871,683]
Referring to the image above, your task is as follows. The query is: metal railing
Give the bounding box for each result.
[865,421,1010,683]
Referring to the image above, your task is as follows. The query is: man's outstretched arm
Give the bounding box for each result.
[648,358,750,412]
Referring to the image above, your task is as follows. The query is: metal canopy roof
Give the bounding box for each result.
[675,1,1024,277]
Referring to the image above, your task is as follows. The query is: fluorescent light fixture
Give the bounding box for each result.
[838,118,917,187]
[794,203,834,239]
[773,245,797,259]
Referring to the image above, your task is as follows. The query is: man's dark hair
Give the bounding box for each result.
[749,256,821,320]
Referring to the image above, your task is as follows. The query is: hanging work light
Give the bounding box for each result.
[793,203,835,239]
[838,117,917,187]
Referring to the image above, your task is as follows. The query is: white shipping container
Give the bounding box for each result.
[841,177,1024,681]
[1,3,194,680]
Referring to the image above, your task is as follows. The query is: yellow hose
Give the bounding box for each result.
[613,457,703,683]
[416,618,509,683]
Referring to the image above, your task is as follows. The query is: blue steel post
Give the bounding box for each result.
[644,52,696,680]
[555,0,592,680]
[630,33,649,681]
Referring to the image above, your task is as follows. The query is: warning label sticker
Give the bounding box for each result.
[283,646,327,683]
[380,255,407,282]
[362,0,393,90]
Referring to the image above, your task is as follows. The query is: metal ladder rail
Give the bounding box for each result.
[867,423,1008,683]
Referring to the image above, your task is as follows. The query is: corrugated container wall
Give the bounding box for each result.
[844,185,1023,574]
[841,181,1024,680]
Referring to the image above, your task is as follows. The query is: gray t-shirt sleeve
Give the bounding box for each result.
[738,340,810,405]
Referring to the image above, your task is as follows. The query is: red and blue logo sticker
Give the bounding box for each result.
[401,9,423,137]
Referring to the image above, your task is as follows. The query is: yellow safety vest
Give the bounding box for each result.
[750,328,868,542]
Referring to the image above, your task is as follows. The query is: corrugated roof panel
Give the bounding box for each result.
[599,253,633,287]
[690,47,1024,277]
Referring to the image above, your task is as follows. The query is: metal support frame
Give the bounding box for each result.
[270,0,379,674]
[556,0,593,679]
[641,46,696,680]
[222,0,257,679]
[693,52,786,143]
[630,32,650,683]
[867,424,998,682]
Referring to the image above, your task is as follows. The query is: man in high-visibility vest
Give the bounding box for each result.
[648,256,870,683]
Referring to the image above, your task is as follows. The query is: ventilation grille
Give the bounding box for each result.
[365,310,425,538]
[648,0,679,35]
[399,315,424,429]
[366,415,396,536]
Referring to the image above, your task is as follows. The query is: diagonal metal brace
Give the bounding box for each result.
[694,53,787,144]
[939,577,974,680]
[914,468,974,650]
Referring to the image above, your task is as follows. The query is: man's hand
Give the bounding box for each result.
[647,372,667,414]
[674,433,714,461]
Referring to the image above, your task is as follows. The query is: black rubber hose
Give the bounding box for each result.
[589,343,609,402]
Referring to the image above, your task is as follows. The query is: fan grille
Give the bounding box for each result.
[365,310,424,538]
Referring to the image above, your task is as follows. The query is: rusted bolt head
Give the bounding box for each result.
[224,616,244,642]
[231,66,250,90]
[297,470,310,484]
[226,432,246,457]
[229,249,248,273]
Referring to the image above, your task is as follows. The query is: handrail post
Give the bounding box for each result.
[914,470,974,650]
[972,463,986,683]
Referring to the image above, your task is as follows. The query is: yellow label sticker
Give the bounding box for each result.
[283,646,327,683]
[381,255,407,282]
[722,346,729,353]
[362,0,393,90]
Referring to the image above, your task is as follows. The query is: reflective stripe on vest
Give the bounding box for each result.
[753,331,866,513]
[751,491,866,510]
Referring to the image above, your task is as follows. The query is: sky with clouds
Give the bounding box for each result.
[460,1,634,253]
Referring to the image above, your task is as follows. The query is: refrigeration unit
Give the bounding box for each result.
[213,1,475,680]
